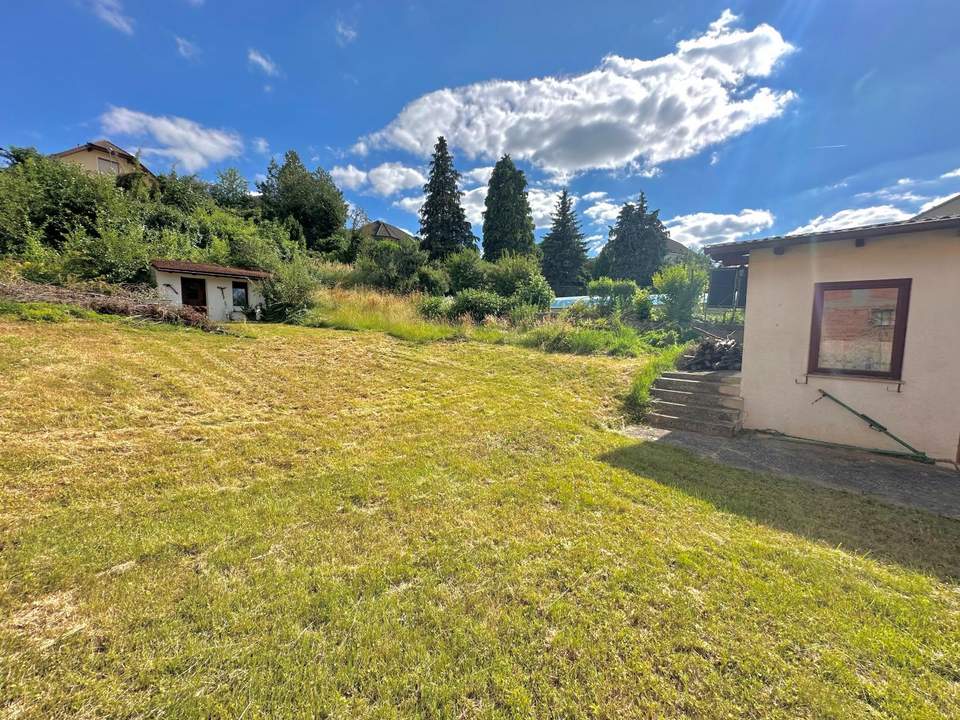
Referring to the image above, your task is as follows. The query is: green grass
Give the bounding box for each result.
[0,299,100,323]
[1,317,959,718]
[625,343,688,419]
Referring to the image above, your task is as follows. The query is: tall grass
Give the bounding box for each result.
[299,287,462,343]
[624,343,687,419]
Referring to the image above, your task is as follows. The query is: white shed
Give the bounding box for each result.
[150,259,270,321]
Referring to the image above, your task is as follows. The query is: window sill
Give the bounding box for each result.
[804,373,904,386]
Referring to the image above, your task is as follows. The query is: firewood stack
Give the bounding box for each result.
[681,337,742,371]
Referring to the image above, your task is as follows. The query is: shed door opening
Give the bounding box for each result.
[181,277,207,312]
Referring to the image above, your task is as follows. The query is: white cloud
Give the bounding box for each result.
[666,209,774,247]
[336,20,358,46]
[331,164,368,190]
[942,168,960,179]
[394,195,425,217]
[367,162,425,196]
[790,205,912,235]
[89,0,133,34]
[581,191,608,202]
[175,36,198,59]
[252,137,270,154]
[248,49,279,77]
[100,106,243,172]
[332,162,425,196]
[356,10,794,176]
[584,199,622,225]
[462,166,495,186]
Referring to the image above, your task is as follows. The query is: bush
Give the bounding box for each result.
[449,289,503,323]
[352,237,428,294]
[506,302,539,328]
[509,274,554,311]
[61,223,150,283]
[416,295,452,321]
[588,277,643,315]
[639,328,679,348]
[517,321,645,357]
[416,264,450,296]
[652,263,709,324]
[444,248,490,293]
[487,252,542,298]
[261,257,317,321]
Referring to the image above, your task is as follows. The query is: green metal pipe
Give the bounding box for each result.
[813,388,932,462]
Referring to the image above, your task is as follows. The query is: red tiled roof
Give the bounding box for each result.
[150,259,271,279]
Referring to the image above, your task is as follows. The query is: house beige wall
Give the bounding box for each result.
[153,270,265,322]
[59,149,140,177]
[740,230,960,461]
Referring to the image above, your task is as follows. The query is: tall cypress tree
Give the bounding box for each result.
[481,154,535,261]
[540,189,587,295]
[419,136,475,260]
[594,192,667,286]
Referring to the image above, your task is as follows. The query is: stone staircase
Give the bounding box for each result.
[646,371,743,437]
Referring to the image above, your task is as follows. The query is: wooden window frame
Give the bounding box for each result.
[807,278,911,380]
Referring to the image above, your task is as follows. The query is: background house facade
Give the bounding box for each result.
[51,139,155,180]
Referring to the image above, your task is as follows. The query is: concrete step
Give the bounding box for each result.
[645,412,740,437]
[650,399,741,423]
[653,377,742,396]
[662,370,741,385]
[650,387,743,410]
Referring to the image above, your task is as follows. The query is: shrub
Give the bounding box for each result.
[314,260,353,287]
[416,264,450,296]
[506,302,539,328]
[517,321,645,357]
[444,248,490,293]
[449,289,503,323]
[261,257,316,320]
[487,252,543,298]
[631,289,653,321]
[509,274,554,310]
[352,237,428,294]
[639,328,679,348]
[416,295,452,321]
[60,223,151,283]
[588,277,642,315]
[652,262,709,324]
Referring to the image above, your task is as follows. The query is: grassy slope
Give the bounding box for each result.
[0,318,958,719]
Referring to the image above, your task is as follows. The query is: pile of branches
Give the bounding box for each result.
[682,336,742,371]
[0,277,222,332]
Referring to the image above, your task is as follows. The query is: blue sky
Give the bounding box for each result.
[4,1,960,251]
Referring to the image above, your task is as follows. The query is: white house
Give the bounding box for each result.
[150,259,270,321]
[704,203,960,464]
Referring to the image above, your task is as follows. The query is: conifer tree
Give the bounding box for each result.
[481,154,535,261]
[540,189,587,295]
[419,136,475,259]
[594,192,668,286]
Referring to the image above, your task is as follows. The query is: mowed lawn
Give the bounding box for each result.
[1,317,959,719]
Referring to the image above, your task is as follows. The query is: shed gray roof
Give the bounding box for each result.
[703,212,960,266]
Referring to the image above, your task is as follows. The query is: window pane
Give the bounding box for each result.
[97,158,119,175]
[232,282,248,306]
[818,287,899,372]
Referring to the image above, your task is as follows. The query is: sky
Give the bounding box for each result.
[4,1,960,253]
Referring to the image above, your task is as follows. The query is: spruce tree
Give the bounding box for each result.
[594,192,668,287]
[481,154,535,261]
[419,136,475,260]
[540,189,587,295]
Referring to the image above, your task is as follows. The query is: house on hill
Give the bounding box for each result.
[151,259,270,322]
[51,139,156,181]
[360,220,416,242]
[704,195,960,464]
